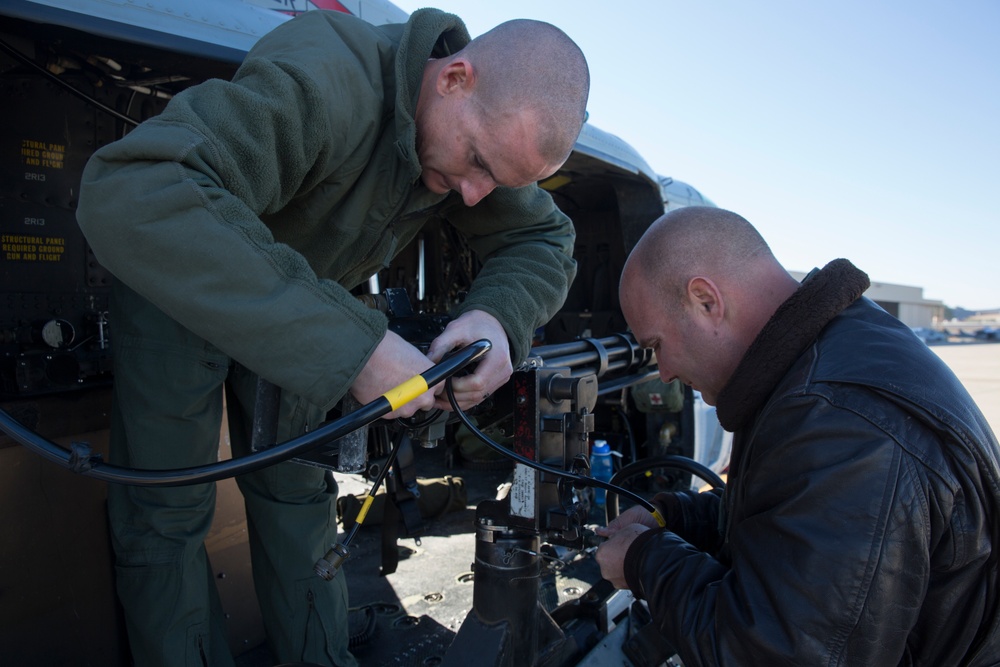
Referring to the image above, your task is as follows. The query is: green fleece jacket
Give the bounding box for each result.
[76,8,577,411]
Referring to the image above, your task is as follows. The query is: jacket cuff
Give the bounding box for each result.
[623,527,664,599]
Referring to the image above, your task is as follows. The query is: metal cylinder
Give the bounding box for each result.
[473,520,541,665]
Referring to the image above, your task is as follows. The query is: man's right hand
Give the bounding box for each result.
[594,503,666,589]
[596,503,663,538]
[595,523,650,589]
[349,330,439,419]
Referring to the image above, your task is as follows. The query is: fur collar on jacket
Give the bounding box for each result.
[715,259,870,432]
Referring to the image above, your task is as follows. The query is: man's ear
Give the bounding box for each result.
[687,277,724,326]
[436,58,476,96]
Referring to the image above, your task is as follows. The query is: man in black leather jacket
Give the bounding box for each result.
[596,206,1000,665]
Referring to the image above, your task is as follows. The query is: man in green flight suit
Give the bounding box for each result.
[76,7,589,666]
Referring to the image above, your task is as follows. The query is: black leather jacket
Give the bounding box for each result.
[625,260,1000,666]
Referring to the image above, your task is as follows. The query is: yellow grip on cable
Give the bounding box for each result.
[356,495,376,525]
[652,509,667,528]
[382,375,429,411]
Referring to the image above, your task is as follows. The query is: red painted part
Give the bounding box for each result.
[512,374,537,460]
[309,0,352,13]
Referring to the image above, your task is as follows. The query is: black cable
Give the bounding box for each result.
[395,408,444,430]
[0,340,491,487]
[605,455,726,522]
[332,428,407,554]
[616,454,726,491]
[0,37,140,127]
[617,406,638,466]
[445,378,659,516]
[347,605,378,649]
[0,387,389,487]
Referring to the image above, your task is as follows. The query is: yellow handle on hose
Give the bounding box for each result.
[355,495,376,525]
[652,509,667,528]
[381,375,430,411]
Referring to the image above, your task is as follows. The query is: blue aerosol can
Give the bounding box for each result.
[590,439,614,507]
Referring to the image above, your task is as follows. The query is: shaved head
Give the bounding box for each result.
[619,207,800,402]
[626,206,777,315]
[456,19,590,164]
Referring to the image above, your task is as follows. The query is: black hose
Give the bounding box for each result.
[445,379,659,516]
[0,340,490,487]
[605,455,725,522]
[348,605,378,648]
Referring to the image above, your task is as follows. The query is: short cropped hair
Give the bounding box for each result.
[631,207,775,312]
[460,19,590,163]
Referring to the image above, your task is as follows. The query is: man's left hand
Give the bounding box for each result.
[427,310,512,411]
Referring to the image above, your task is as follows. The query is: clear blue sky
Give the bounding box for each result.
[392,0,1000,311]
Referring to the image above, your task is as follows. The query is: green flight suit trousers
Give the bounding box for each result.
[107,281,357,667]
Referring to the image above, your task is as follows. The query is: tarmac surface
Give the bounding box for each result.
[931,340,1000,434]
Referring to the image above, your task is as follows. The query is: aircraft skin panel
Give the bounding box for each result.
[573,123,660,186]
[10,0,658,189]
[8,0,290,61]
